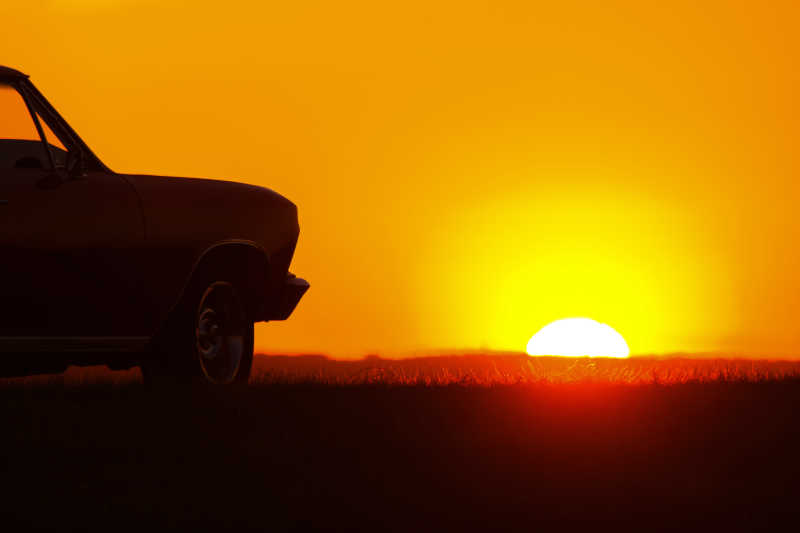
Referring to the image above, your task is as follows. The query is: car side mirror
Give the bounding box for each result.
[65,148,86,179]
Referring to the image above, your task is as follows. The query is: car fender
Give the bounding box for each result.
[161,239,273,329]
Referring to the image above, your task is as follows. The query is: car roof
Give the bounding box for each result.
[0,65,29,79]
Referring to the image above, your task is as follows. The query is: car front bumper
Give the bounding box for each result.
[266,273,309,321]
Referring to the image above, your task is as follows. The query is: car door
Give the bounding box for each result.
[0,81,145,343]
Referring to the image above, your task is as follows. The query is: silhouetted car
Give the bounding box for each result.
[0,66,308,384]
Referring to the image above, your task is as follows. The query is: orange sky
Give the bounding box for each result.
[2,1,799,357]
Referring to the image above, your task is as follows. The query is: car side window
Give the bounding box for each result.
[0,83,49,170]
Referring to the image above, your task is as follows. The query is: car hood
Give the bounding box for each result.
[120,173,299,253]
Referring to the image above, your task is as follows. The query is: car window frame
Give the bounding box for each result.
[2,79,57,171]
[19,82,78,170]
[17,79,110,174]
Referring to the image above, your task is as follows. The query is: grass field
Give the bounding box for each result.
[8,352,800,386]
[2,354,800,531]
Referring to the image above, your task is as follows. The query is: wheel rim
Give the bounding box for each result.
[195,282,246,384]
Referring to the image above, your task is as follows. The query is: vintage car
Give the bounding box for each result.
[0,65,308,384]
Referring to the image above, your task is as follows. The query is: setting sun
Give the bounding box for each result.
[526,318,630,358]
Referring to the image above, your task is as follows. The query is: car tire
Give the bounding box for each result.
[142,278,254,386]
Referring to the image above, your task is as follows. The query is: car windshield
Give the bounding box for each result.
[0,83,39,141]
[0,82,67,169]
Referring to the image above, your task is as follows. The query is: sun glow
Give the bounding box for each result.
[526,318,630,358]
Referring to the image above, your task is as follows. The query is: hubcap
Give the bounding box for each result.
[195,282,246,384]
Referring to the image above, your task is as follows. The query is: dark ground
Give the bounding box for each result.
[2,360,800,531]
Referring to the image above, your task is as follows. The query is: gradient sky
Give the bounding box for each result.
[2,1,799,357]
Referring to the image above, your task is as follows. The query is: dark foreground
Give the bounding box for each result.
[2,370,800,530]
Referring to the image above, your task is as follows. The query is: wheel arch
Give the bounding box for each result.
[161,240,273,334]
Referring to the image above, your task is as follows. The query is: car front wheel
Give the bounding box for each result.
[194,281,253,384]
[143,279,254,386]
